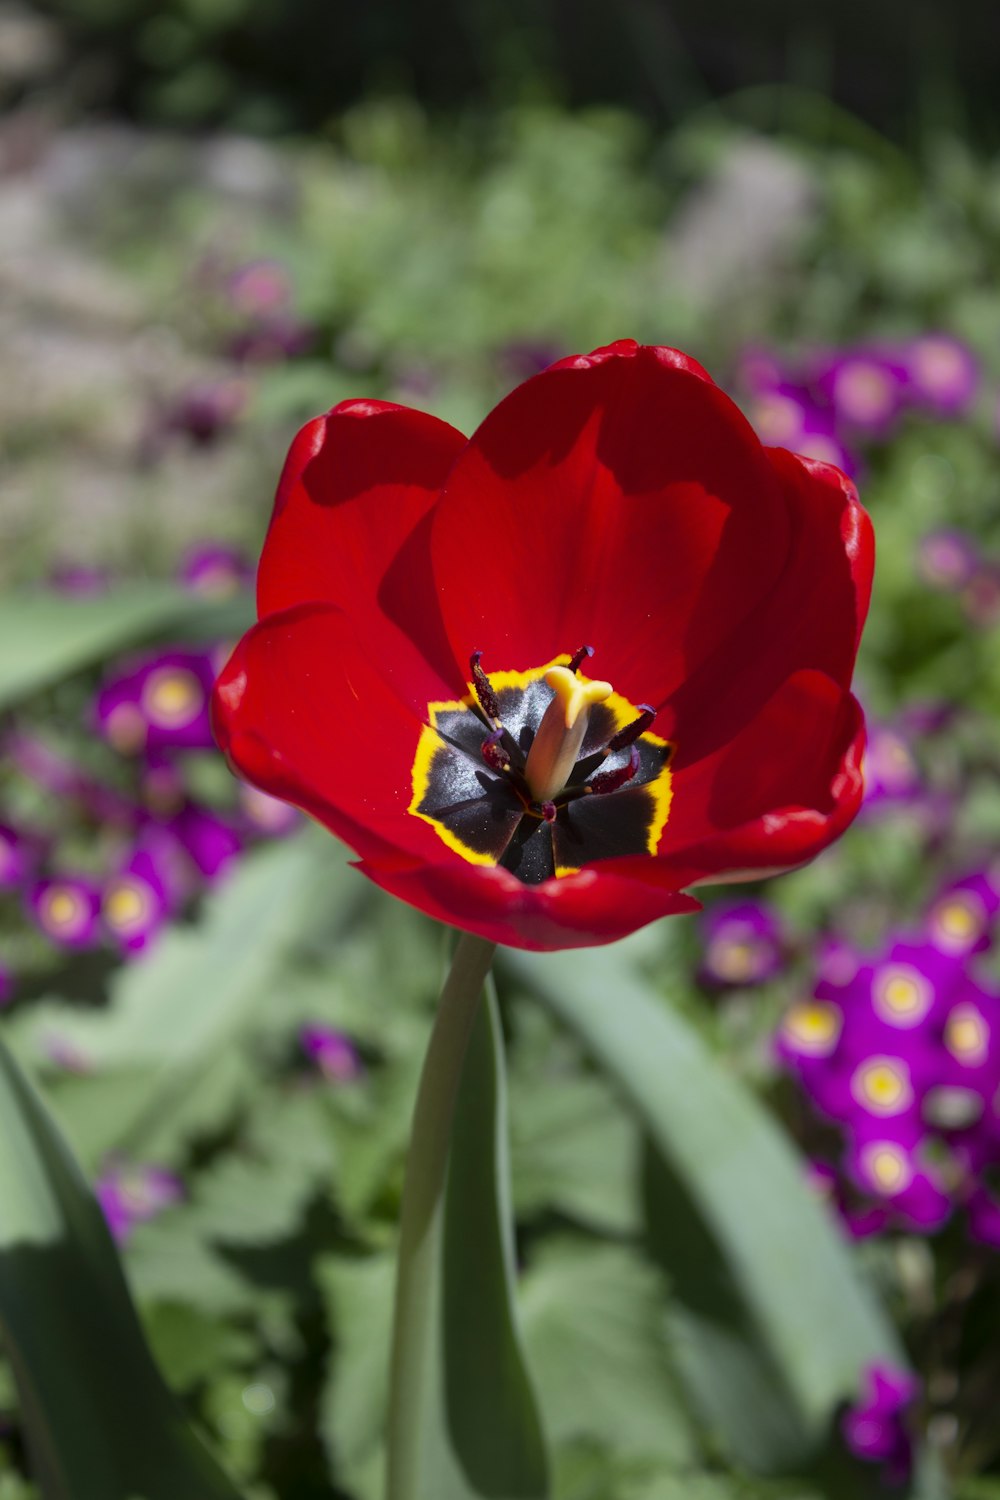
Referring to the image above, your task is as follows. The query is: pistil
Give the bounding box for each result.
[523,664,613,803]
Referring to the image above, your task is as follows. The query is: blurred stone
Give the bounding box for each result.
[664,136,817,303]
[0,4,61,85]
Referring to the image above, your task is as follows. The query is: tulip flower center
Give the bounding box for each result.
[409,648,673,883]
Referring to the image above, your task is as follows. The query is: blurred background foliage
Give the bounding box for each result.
[4,3,1000,1499]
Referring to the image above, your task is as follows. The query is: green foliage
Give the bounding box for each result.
[0,1034,243,1500]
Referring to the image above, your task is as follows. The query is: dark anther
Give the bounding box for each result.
[607,704,655,753]
[470,650,502,723]
[568,644,595,674]
[589,744,640,796]
[481,727,511,774]
[541,801,558,823]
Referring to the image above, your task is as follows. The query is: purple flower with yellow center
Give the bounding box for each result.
[926,871,1000,957]
[237,781,301,837]
[816,348,909,441]
[779,945,954,1131]
[700,899,784,987]
[916,528,980,593]
[96,650,217,755]
[862,722,923,807]
[96,1161,183,1244]
[748,381,857,475]
[936,983,1000,1105]
[178,542,253,599]
[844,1118,952,1232]
[300,1024,363,1082]
[842,1362,919,1486]
[902,334,979,418]
[28,876,101,949]
[102,846,173,955]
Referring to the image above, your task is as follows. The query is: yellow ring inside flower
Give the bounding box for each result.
[410,654,673,881]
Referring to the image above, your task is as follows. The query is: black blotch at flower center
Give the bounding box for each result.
[409,650,674,885]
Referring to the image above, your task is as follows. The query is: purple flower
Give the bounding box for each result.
[166,379,247,447]
[96,1161,183,1244]
[28,876,101,949]
[916,528,980,592]
[902,334,979,418]
[844,1120,952,1232]
[925,872,1000,957]
[47,563,111,596]
[102,845,173,955]
[164,802,243,882]
[842,1362,919,1485]
[237,782,300,837]
[749,381,858,474]
[966,1185,1000,1249]
[178,543,254,599]
[862,723,923,807]
[700,899,784,986]
[0,822,33,890]
[95,650,217,754]
[961,562,1000,629]
[815,348,909,441]
[300,1024,363,1082]
[226,258,292,318]
[226,317,314,366]
[6,732,134,827]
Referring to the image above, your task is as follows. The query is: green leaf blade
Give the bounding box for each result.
[0,1036,244,1500]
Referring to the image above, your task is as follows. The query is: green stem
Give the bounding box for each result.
[385,931,497,1500]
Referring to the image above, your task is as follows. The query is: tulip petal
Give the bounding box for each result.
[657,449,873,758]
[654,674,865,886]
[430,342,793,710]
[355,851,700,951]
[257,400,469,708]
[213,603,449,867]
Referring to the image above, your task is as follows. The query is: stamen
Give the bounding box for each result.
[524,665,613,803]
[470,651,501,723]
[607,705,656,753]
[541,801,557,823]
[589,744,639,796]
[481,727,511,774]
[568,644,595,674]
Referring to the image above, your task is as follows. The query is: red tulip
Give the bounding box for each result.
[213,341,872,950]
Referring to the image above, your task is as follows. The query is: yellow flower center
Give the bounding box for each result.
[851,1057,912,1115]
[781,1000,842,1055]
[872,965,933,1027]
[104,879,151,934]
[141,668,204,729]
[945,1003,990,1066]
[859,1141,913,1195]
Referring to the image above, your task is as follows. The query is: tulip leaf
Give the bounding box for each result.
[0,1031,244,1500]
[506,944,906,1472]
[0,586,248,710]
